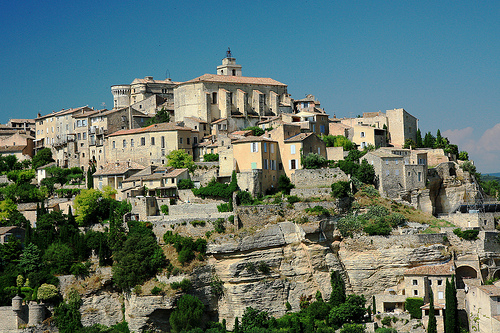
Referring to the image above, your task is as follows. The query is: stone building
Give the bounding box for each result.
[347,124,387,149]
[93,161,145,200]
[0,226,25,244]
[363,148,427,199]
[105,123,199,166]
[282,111,329,136]
[6,118,36,137]
[122,166,189,198]
[174,54,289,131]
[0,131,34,160]
[466,284,500,332]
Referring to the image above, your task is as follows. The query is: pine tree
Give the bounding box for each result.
[416,129,423,148]
[87,168,93,189]
[427,288,437,333]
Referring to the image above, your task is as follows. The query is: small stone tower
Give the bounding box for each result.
[217,48,242,76]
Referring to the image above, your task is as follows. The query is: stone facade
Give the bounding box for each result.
[291,168,348,189]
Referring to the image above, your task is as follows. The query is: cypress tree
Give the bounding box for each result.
[427,288,437,333]
[87,168,93,189]
[451,276,458,333]
[373,295,376,314]
[444,278,454,333]
[329,271,346,306]
[416,129,423,148]
[24,221,32,246]
[234,317,239,333]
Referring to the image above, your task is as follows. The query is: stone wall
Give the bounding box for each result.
[326,146,345,161]
[235,204,283,229]
[444,212,497,230]
[291,168,348,189]
[237,170,262,197]
[169,203,220,217]
[177,189,225,204]
[0,306,20,331]
[290,187,331,199]
[149,214,235,240]
[192,165,219,187]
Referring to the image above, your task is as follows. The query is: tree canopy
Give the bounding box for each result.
[167,149,196,172]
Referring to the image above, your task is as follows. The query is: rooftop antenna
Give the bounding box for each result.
[165,69,170,79]
[226,47,232,58]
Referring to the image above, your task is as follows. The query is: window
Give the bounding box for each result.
[290,145,296,154]
[413,280,418,285]
[194,137,198,144]
[271,160,276,170]
[318,147,321,154]
[437,280,443,286]
[212,92,217,104]
[290,159,297,170]
[141,137,146,146]
[251,143,258,152]
[151,137,155,145]
[385,159,389,165]
[271,144,274,153]
[131,139,134,147]
[408,172,411,176]
[395,160,398,165]
[438,291,444,299]
[161,136,165,148]
[395,170,399,176]
[179,138,183,144]
[251,162,257,169]
[83,132,87,140]
[77,133,81,140]
[187,138,190,145]
[361,132,365,138]
[264,142,267,152]
[418,172,422,182]
[312,124,316,132]
[112,141,116,149]
[263,159,268,169]
[77,120,82,127]
[123,140,127,148]
[414,290,418,296]
[320,125,325,133]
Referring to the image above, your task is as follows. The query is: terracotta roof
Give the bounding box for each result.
[0,145,27,152]
[36,106,92,120]
[107,123,193,137]
[404,262,454,276]
[230,130,253,136]
[182,74,287,86]
[211,118,227,124]
[9,119,35,124]
[284,132,314,143]
[477,285,500,297]
[93,161,145,176]
[131,78,179,85]
[184,117,207,123]
[420,303,445,310]
[232,136,277,144]
[124,168,188,183]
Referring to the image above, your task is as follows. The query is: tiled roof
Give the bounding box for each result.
[0,145,27,152]
[93,161,145,176]
[477,285,500,297]
[107,123,193,137]
[182,74,287,86]
[0,226,22,235]
[420,303,445,310]
[184,117,207,123]
[9,119,35,124]
[404,262,454,276]
[284,132,314,143]
[211,118,227,124]
[232,136,277,144]
[131,78,180,85]
[230,130,253,136]
[36,106,92,120]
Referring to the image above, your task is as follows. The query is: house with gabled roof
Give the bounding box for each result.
[93,161,145,200]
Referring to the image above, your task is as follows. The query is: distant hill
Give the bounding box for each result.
[482,174,500,183]
[485,173,500,178]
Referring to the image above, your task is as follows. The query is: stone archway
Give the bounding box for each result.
[492,269,500,281]
[456,265,478,289]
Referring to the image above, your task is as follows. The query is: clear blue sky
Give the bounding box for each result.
[1,1,499,172]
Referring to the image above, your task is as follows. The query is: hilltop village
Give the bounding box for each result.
[1,51,500,333]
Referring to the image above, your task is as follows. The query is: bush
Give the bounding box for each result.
[169,294,204,333]
[163,231,206,265]
[151,286,163,295]
[302,153,328,169]
[337,215,363,237]
[277,175,294,195]
[245,262,256,274]
[217,203,231,212]
[286,195,301,204]
[305,205,330,216]
[453,228,479,240]
[243,126,264,136]
[228,215,234,223]
[236,191,253,205]
[37,283,59,302]
[171,278,192,292]
[177,179,194,190]
[70,262,91,277]
[203,153,219,162]
[405,297,424,319]
[190,220,206,227]
[364,218,392,236]
[192,172,238,199]
[257,261,271,274]
[161,205,169,215]
[213,218,225,233]
[381,316,392,326]
[331,181,351,198]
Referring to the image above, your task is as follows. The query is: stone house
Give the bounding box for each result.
[36,161,57,184]
[0,226,25,244]
[465,284,500,332]
[282,111,329,136]
[232,136,279,194]
[105,123,199,166]
[6,118,36,137]
[363,148,427,199]
[0,132,35,160]
[122,166,189,198]
[174,55,288,129]
[93,161,145,200]
[347,124,387,149]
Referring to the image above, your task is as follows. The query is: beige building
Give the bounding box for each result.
[363,148,427,199]
[347,124,387,149]
[0,132,34,160]
[93,161,144,201]
[106,123,198,166]
[282,111,329,136]
[6,119,35,137]
[466,284,500,333]
[174,55,288,130]
[233,136,279,194]
[122,166,189,198]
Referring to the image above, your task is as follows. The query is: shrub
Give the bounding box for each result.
[203,153,219,162]
[217,203,231,212]
[236,191,253,205]
[161,205,169,215]
[387,213,406,227]
[169,294,204,333]
[277,175,294,195]
[210,275,224,298]
[257,261,271,274]
[133,285,142,294]
[69,262,91,277]
[213,218,225,233]
[305,205,330,216]
[381,316,392,327]
[364,218,392,236]
[405,297,424,319]
[37,283,59,302]
[163,231,206,265]
[302,153,328,169]
[171,278,192,292]
[177,179,194,190]
[243,126,264,136]
[337,215,363,237]
[286,195,301,204]
[151,286,163,295]
[331,181,351,198]
[228,215,234,223]
[192,172,238,199]
[285,301,292,311]
[190,220,206,227]
[453,228,479,240]
[245,262,256,274]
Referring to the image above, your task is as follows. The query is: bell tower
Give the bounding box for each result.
[217,48,242,76]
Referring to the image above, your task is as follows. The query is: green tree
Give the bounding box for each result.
[169,294,205,333]
[241,307,270,332]
[146,107,170,125]
[43,242,74,275]
[32,148,54,170]
[54,289,82,333]
[458,151,469,161]
[427,288,437,333]
[355,159,375,185]
[167,149,196,172]
[277,174,294,195]
[331,181,351,198]
[0,199,17,224]
[112,221,166,290]
[416,129,423,148]
[444,276,458,333]
[37,283,59,302]
[73,189,103,226]
[423,132,436,148]
[340,323,366,333]
[243,126,265,136]
[18,243,41,275]
[87,168,93,189]
[330,271,346,307]
[323,135,355,151]
[403,138,416,149]
[302,153,328,169]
